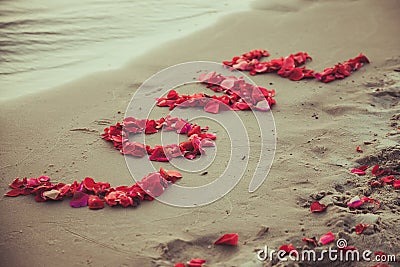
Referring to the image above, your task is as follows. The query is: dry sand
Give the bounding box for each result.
[0,0,399,266]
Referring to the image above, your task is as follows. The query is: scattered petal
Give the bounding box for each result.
[358,165,369,171]
[279,244,298,256]
[381,175,395,184]
[351,168,366,175]
[371,164,385,176]
[393,180,400,189]
[347,196,364,208]
[214,233,239,246]
[310,201,327,213]
[355,224,368,234]
[319,232,335,245]
[187,258,206,267]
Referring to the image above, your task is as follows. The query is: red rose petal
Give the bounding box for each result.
[174,263,185,267]
[288,68,304,81]
[88,195,104,210]
[310,201,327,213]
[319,232,335,245]
[393,180,400,189]
[351,168,366,175]
[381,175,395,184]
[347,196,364,208]
[204,100,220,114]
[371,164,385,176]
[279,244,298,256]
[355,224,368,235]
[358,165,369,171]
[9,178,24,189]
[5,188,26,197]
[356,146,363,153]
[187,258,206,267]
[214,233,239,246]
[83,177,95,191]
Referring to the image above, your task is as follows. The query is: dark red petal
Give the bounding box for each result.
[355,224,368,235]
[4,188,26,197]
[371,164,385,176]
[214,233,239,246]
[83,177,95,191]
[279,244,298,256]
[9,178,24,189]
[358,165,369,171]
[310,201,327,213]
[88,195,105,210]
[288,68,304,81]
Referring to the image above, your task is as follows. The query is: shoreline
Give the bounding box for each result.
[0,1,250,102]
[1,0,399,266]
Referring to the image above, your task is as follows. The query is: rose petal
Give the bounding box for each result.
[69,191,89,208]
[355,224,368,235]
[393,180,400,189]
[351,168,366,175]
[347,196,364,208]
[319,232,335,245]
[279,244,298,256]
[9,178,24,189]
[204,100,220,114]
[5,188,27,197]
[358,165,369,171]
[88,195,105,210]
[381,175,395,184]
[187,258,206,267]
[83,177,95,191]
[371,164,385,176]
[310,201,327,213]
[214,233,239,246]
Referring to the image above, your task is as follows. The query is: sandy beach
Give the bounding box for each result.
[1,0,399,266]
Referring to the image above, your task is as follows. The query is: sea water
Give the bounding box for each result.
[0,0,249,100]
